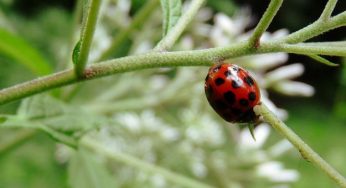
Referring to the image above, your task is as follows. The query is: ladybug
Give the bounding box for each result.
[204,63,261,123]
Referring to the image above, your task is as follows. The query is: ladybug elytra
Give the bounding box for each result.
[205,63,261,123]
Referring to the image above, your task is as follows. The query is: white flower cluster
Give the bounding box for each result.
[56,1,318,187]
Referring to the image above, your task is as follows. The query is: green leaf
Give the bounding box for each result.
[17,94,107,133]
[0,28,52,75]
[72,40,82,64]
[68,148,117,188]
[307,54,339,67]
[160,0,182,36]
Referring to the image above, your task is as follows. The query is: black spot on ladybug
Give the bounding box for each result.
[248,92,256,101]
[224,70,231,77]
[232,80,241,88]
[215,78,225,86]
[214,100,227,109]
[231,108,242,116]
[224,91,235,105]
[205,75,209,82]
[212,65,221,73]
[239,99,249,106]
[244,76,254,86]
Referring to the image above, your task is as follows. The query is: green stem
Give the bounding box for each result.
[39,126,78,148]
[248,0,283,47]
[319,0,338,21]
[97,0,160,61]
[81,138,215,188]
[275,43,346,56]
[2,39,346,105]
[154,0,206,51]
[75,0,102,76]
[283,11,346,44]
[0,129,37,155]
[0,42,250,105]
[254,104,346,188]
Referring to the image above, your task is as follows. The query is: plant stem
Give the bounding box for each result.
[319,0,338,21]
[0,42,249,105]
[283,11,346,44]
[154,0,206,51]
[254,104,346,188]
[81,137,215,188]
[97,0,160,61]
[248,0,283,47]
[276,43,346,56]
[2,39,346,105]
[75,0,102,76]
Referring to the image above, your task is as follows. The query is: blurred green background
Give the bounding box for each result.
[0,0,345,187]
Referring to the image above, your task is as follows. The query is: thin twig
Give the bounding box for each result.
[319,0,338,21]
[75,0,102,76]
[154,0,206,51]
[248,0,283,48]
[254,104,346,188]
[81,137,215,188]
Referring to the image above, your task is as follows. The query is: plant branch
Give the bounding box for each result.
[248,0,283,47]
[154,0,206,51]
[254,104,346,188]
[2,38,346,106]
[283,11,346,44]
[275,43,346,56]
[97,0,160,61]
[75,0,102,76]
[81,137,215,188]
[0,42,250,105]
[319,0,338,21]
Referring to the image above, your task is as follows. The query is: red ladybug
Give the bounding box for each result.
[205,63,261,123]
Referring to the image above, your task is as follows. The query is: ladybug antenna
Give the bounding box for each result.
[248,124,256,141]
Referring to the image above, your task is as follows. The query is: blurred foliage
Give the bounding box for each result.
[0,0,345,188]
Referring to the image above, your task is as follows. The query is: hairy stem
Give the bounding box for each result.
[75,0,102,76]
[154,0,206,51]
[319,0,338,21]
[283,11,346,44]
[248,0,283,47]
[254,104,346,188]
[2,39,346,105]
[81,137,215,188]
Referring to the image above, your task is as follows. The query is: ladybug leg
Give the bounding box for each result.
[248,123,256,141]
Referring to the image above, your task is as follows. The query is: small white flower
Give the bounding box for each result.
[273,81,315,97]
[265,63,305,86]
[268,140,293,158]
[151,174,166,188]
[191,161,208,178]
[256,161,299,182]
[237,123,271,152]
[241,53,288,71]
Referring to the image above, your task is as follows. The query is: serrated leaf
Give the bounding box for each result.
[72,40,82,64]
[68,148,117,188]
[0,28,52,75]
[160,0,182,36]
[17,94,107,133]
